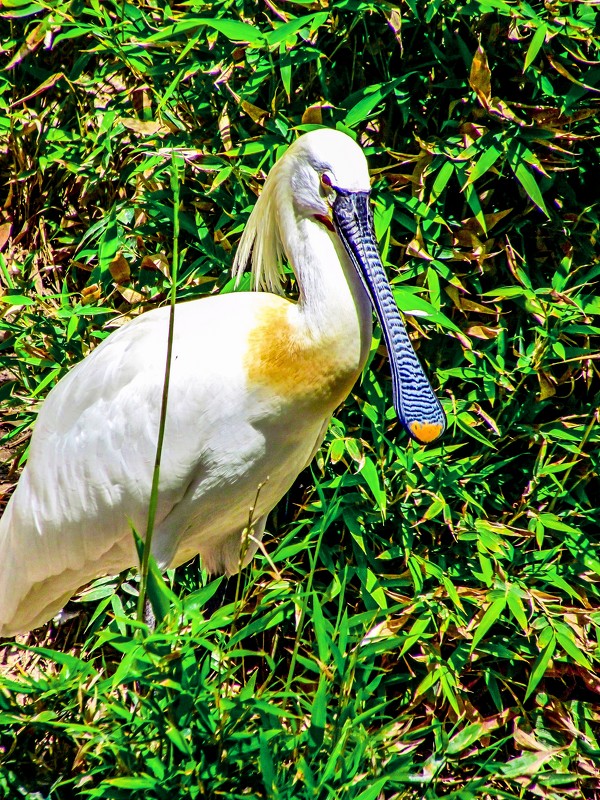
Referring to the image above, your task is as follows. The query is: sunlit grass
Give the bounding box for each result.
[1,0,599,797]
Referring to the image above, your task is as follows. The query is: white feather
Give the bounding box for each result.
[0,129,375,636]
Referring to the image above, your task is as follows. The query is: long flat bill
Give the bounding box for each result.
[333,191,446,444]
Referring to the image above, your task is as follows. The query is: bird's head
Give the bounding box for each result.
[233,129,371,292]
[282,129,371,225]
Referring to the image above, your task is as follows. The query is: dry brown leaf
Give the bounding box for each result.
[487,97,527,125]
[120,118,173,137]
[218,103,232,151]
[385,8,402,51]
[548,55,600,93]
[131,85,152,119]
[406,237,433,261]
[513,725,548,752]
[459,122,488,142]
[445,285,495,315]
[6,21,55,69]
[241,99,269,126]
[469,46,492,106]
[302,105,322,125]
[473,404,501,435]
[109,253,130,284]
[537,370,557,400]
[481,707,513,734]
[81,284,101,305]
[361,617,407,645]
[115,285,146,305]
[453,228,485,251]
[141,253,171,279]
[214,229,232,252]
[0,222,11,252]
[302,104,326,125]
[469,46,526,124]
[465,325,501,340]
[452,330,474,351]
[463,208,513,234]
[9,72,64,107]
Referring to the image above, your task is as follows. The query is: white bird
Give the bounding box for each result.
[0,129,445,637]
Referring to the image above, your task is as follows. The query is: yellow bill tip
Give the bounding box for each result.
[408,420,444,444]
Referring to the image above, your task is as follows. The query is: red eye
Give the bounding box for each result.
[321,173,333,187]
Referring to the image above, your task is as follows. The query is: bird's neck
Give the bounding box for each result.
[244,214,373,414]
[284,215,373,364]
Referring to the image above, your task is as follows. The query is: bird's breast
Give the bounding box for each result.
[244,297,364,412]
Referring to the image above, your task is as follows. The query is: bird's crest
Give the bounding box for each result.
[232,156,288,296]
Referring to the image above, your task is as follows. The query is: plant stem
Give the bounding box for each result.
[136,153,182,624]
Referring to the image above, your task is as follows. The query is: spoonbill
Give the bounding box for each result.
[0,128,445,637]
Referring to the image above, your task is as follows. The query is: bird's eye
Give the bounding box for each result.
[321,173,333,188]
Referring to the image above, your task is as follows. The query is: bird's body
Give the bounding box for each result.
[0,129,444,637]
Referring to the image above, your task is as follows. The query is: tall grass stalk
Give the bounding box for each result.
[136,154,182,624]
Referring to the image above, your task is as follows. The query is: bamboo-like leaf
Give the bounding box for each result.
[471,595,507,651]
[360,456,386,515]
[524,23,548,71]
[508,152,549,217]
[525,627,556,700]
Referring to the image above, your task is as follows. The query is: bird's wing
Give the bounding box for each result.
[0,294,256,635]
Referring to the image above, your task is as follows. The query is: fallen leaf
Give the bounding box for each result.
[406,237,433,261]
[81,284,101,305]
[469,46,491,106]
[537,370,557,400]
[445,286,496,314]
[219,103,232,151]
[302,104,326,125]
[241,99,269,126]
[0,222,11,252]
[141,253,171,279]
[9,72,64,107]
[109,253,130,284]
[115,285,146,305]
[120,118,173,137]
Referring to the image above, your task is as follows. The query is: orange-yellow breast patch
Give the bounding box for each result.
[245,301,360,409]
[408,420,444,444]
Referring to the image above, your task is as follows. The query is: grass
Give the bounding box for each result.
[1,0,600,797]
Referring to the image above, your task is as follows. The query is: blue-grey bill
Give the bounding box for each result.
[333,190,446,444]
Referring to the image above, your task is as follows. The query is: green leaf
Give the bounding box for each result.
[471,595,507,651]
[524,23,547,71]
[312,592,331,663]
[394,286,461,332]
[106,777,157,789]
[555,622,592,669]
[0,294,35,306]
[308,674,328,750]
[97,206,120,279]
[525,627,556,700]
[507,585,528,633]
[360,456,386,514]
[133,529,179,624]
[507,145,549,216]
[467,142,502,183]
[430,160,454,202]
[264,12,329,46]
[259,733,276,792]
[446,721,487,755]
[343,78,401,128]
